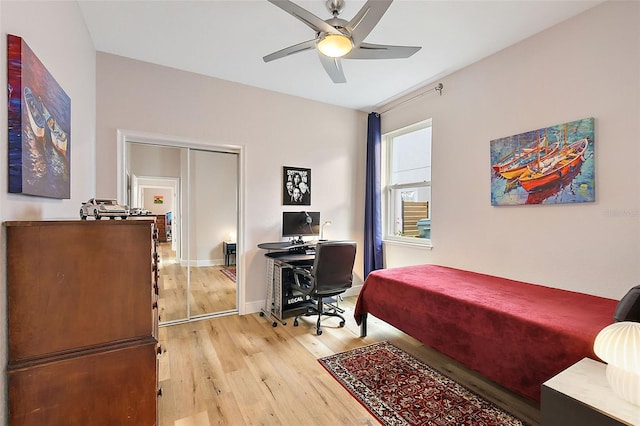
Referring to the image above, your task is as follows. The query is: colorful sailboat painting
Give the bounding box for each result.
[7,34,71,199]
[490,117,595,206]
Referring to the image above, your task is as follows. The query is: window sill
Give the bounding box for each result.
[383,237,433,250]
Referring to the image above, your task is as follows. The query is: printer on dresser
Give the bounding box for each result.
[5,219,160,426]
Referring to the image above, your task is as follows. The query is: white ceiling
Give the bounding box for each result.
[78,0,601,112]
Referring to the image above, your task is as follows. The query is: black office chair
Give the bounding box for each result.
[289,241,357,335]
[614,285,640,322]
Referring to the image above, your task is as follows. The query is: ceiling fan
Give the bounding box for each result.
[263,0,421,83]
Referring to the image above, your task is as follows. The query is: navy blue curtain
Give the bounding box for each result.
[364,112,383,277]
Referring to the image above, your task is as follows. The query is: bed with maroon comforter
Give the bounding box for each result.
[354,264,618,402]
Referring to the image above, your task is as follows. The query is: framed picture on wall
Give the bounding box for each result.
[7,34,71,199]
[490,117,595,206]
[283,166,311,205]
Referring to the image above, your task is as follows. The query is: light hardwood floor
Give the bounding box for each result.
[157,243,237,322]
[158,297,540,425]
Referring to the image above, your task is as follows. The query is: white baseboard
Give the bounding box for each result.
[244,300,265,315]
[179,258,225,267]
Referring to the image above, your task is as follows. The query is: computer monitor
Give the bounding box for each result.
[282,211,320,240]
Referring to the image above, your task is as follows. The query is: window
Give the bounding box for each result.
[382,119,432,244]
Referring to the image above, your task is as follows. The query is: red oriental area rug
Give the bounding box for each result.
[220,267,236,283]
[319,341,526,426]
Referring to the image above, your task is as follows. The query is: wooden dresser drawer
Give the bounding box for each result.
[9,339,158,426]
[7,220,155,362]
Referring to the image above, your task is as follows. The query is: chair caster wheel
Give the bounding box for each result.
[339,321,345,327]
[272,322,277,327]
[316,328,323,335]
[259,312,264,316]
[293,320,299,326]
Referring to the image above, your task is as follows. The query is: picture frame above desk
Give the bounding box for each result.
[282,166,311,205]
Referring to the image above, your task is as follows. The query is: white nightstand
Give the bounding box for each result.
[542,358,640,426]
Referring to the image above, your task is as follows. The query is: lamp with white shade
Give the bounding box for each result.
[593,321,640,406]
[320,220,332,240]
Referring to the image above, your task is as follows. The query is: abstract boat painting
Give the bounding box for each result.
[7,34,71,199]
[490,117,595,206]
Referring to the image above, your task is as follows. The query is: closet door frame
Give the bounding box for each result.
[117,129,245,324]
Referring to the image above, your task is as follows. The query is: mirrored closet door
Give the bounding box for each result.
[187,148,238,318]
[124,141,239,325]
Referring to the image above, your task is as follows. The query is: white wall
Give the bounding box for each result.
[380,1,640,300]
[128,142,182,182]
[128,144,180,216]
[94,54,367,312]
[191,149,237,265]
[0,1,97,423]
[0,2,96,219]
[143,187,173,215]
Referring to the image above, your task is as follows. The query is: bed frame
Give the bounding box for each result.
[354,264,618,402]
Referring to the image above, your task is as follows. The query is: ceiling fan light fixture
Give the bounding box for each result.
[317,33,353,58]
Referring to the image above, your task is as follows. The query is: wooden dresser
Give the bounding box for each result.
[155,214,167,242]
[5,219,160,426]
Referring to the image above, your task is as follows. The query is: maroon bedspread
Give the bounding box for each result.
[354,264,617,402]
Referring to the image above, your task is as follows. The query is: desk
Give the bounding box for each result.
[265,251,314,264]
[258,242,316,326]
[222,241,236,266]
[257,241,317,252]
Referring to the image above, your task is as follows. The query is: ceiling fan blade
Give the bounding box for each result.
[263,39,317,63]
[268,0,341,35]
[346,0,392,46]
[345,42,421,60]
[318,54,347,84]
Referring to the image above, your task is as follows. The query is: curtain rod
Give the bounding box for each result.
[379,83,443,115]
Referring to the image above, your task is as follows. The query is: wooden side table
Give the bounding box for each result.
[223,241,236,266]
[542,358,639,426]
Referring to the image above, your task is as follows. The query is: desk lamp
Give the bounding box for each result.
[593,321,640,406]
[320,220,332,241]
